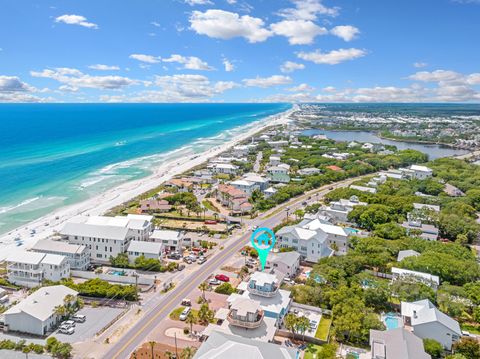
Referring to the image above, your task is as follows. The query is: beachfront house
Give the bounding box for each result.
[369,327,431,359]
[139,199,172,213]
[166,178,193,192]
[150,229,184,253]
[391,267,440,290]
[127,240,163,262]
[6,251,70,288]
[266,165,290,183]
[320,195,367,223]
[265,252,300,278]
[207,163,239,175]
[193,331,298,359]
[401,299,461,350]
[31,239,90,270]
[83,214,153,241]
[216,184,252,214]
[3,285,78,336]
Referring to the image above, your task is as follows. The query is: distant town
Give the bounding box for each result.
[1,106,480,359]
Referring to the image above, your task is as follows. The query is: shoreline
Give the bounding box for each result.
[0,106,295,261]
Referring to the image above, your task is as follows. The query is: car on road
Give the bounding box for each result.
[177,264,186,271]
[181,298,192,306]
[215,274,229,282]
[179,307,191,321]
[58,326,75,335]
[209,278,221,285]
[72,314,86,323]
[197,257,207,264]
[183,257,192,264]
[328,186,334,190]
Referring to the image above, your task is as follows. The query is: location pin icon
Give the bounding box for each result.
[250,228,276,271]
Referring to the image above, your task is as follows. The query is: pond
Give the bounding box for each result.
[302,129,469,160]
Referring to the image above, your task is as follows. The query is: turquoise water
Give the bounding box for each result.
[384,313,400,330]
[0,103,290,235]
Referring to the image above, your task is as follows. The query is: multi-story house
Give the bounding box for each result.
[320,195,367,223]
[150,229,184,253]
[31,239,90,270]
[6,251,70,288]
[216,184,252,214]
[227,297,264,329]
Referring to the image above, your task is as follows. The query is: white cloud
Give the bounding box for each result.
[243,75,292,88]
[151,21,161,27]
[408,70,462,83]
[185,0,213,5]
[466,73,480,85]
[129,54,161,64]
[223,58,235,72]
[55,14,98,29]
[280,61,305,73]
[162,54,213,70]
[413,62,428,68]
[288,83,314,92]
[189,10,272,43]
[322,86,336,93]
[0,76,34,92]
[277,0,339,20]
[226,0,237,3]
[88,64,120,71]
[271,20,327,45]
[30,68,138,90]
[297,48,366,65]
[330,25,359,41]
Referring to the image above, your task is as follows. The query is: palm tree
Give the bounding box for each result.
[185,311,197,337]
[295,316,310,342]
[54,305,66,323]
[181,346,197,359]
[198,303,213,325]
[284,313,298,338]
[198,282,209,302]
[148,341,156,359]
[165,351,175,359]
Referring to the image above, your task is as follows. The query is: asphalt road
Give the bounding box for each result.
[103,176,360,359]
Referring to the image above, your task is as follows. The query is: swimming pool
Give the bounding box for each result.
[384,313,400,330]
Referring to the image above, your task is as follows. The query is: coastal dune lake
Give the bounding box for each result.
[0,103,290,235]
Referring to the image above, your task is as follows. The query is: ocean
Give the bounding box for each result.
[0,103,290,235]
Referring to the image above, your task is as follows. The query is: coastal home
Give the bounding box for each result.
[193,331,298,359]
[267,140,288,148]
[397,249,420,262]
[31,239,90,270]
[401,299,461,350]
[400,165,433,180]
[350,185,377,194]
[80,214,153,241]
[243,173,270,192]
[444,183,465,197]
[264,187,277,198]
[401,218,439,241]
[207,163,239,175]
[276,224,335,263]
[380,169,405,180]
[302,219,349,254]
[166,178,193,192]
[3,285,78,336]
[298,167,321,176]
[193,169,215,184]
[150,229,184,253]
[320,195,367,222]
[325,165,343,172]
[127,240,163,262]
[139,198,172,213]
[265,251,300,278]
[369,328,431,359]
[266,165,290,183]
[391,267,440,290]
[232,144,255,157]
[6,251,70,288]
[230,179,259,196]
[216,184,252,214]
[269,155,281,166]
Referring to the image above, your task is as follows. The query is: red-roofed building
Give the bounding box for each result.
[216,184,252,214]
[139,199,172,213]
[325,165,343,172]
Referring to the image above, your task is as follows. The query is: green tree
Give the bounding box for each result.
[185,311,197,337]
[423,338,443,358]
[295,316,311,342]
[181,346,197,359]
[453,337,480,359]
[373,222,406,240]
[198,282,209,301]
[284,313,298,337]
[110,253,130,268]
[214,282,235,295]
[390,279,436,303]
[197,303,214,325]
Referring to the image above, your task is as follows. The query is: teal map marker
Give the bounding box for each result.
[250,227,276,271]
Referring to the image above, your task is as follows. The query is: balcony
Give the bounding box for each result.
[227,311,264,329]
[248,285,279,298]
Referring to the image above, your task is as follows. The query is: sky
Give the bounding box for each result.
[0,0,479,103]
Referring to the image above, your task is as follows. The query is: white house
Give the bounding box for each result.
[127,240,163,262]
[31,239,90,270]
[230,179,259,196]
[269,155,281,166]
[409,165,433,180]
[84,214,153,241]
[150,229,184,253]
[265,251,300,278]
[391,267,440,289]
[397,250,420,262]
[6,251,70,288]
[369,328,431,359]
[301,219,349,254]
[207,163,239,175]
[401,299,461,350]
[320,196,367,222]
[350,185,377,194]
[298,167,321,176]
[4,285,77,336]
[266,165,290,183]
[243,173,270,192]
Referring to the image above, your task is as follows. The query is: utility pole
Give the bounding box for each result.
[174,332,178,359]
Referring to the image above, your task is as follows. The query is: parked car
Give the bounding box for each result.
[183,257,192,264]
[61,320,75,328]
[179,307,191,321]
[215,274,229,282]
[197,257,207,264]
[209,278,221,285]
[58,326,75,335]
[168,252,181,260]
[72,314,86,323]
[177,264,186,271]
[181,298,192,306]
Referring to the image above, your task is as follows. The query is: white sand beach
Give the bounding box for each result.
[0,107,294,261]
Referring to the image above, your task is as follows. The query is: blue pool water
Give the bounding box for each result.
[0,103,290,234]
[384,314,400,330]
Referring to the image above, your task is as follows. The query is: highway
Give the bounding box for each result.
[103,176,360,359]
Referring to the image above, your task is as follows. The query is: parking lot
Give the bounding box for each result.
[51,306,125,343]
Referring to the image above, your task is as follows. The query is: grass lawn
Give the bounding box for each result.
[169,306,216,324]
[315,315,332,341]
[461,323,480,335]
[202,199,220,213]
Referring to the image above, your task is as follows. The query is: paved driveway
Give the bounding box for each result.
[52,306,125,344]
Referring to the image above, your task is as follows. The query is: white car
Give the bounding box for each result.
[61,320,75,328]
[59,326,75,335]
[209,278,220,285]
[179,307,191,321]
[72,314,86,323]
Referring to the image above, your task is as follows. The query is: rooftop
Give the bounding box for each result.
[150,229,182,241]
[370,328,430,359]
[127,240,162,255]
[31,239,87,255]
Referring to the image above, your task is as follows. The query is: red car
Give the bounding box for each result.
[215,274,230,282]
